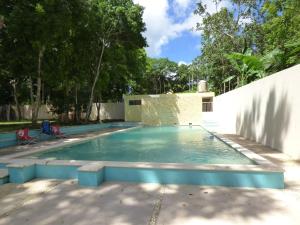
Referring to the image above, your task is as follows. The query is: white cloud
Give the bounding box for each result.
[172,0,193,18]
[174,0,192,9]
[178,61,191,66]
[133,0,230,57]
[239,16,253,26]
[133,0,200,56]
[202,0,231,15]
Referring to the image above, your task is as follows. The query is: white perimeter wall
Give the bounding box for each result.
[89,102,124,121]
[212,64,300,159]
[21,105,55,120]
[14,103,124,121]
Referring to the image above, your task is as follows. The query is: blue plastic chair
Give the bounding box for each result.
[41,120,53,135]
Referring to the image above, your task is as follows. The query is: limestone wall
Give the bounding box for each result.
[123,95,143,122]
[142,94,202,125]
[213,65,300,159]
[124,93,214,125]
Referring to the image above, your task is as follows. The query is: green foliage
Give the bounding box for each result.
[225,50,264,86]
[132,57,206,95]
[194,0,299,94]
[1,0,299,122]
[262,0,300,71]
[0,0,146,122]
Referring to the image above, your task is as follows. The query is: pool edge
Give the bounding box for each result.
[0,125,285,189]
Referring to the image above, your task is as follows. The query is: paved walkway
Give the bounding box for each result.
[0,135,299,225]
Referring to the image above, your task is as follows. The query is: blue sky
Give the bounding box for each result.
[160,31,201,63]
[133,0,230,64]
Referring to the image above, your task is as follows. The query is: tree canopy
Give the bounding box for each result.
[193,0,300,94]
[0,0,146,122]
[0,0,299,122]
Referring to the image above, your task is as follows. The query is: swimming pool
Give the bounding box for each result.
[31,126,254,165]
[0,124,284,189]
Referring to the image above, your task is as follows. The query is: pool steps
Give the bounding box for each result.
[7,162,35,184]
[1,160,284,189]
[78,163,105,187]
[0,169,9,185]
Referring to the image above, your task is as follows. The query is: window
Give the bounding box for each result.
[202,97,213,112]
[129,100,141,105]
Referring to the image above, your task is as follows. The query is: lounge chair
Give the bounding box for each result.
[51,125,66,138]
[41,121,65,138]
[16,128,37,145]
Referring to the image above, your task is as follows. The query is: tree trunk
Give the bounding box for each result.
[41,81,45,104]
[6,104,10,121]
[32,47,45,124]
[191,73,194,91]
[29,77,34,105]
[74,85,80,123]
[11,80,22,120]
[96,94,102,122]
[85,42,105,122]
[159,78,162,94]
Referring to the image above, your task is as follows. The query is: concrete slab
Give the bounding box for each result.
[0,180,163,225]
[158,185,300,225]
[0,169,8,178]
[0,179,299,225]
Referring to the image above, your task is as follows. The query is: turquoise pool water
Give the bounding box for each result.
[31,126,255,165]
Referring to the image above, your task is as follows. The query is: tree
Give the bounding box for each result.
[1,0,147,123]
[262,0,300,72]
[1,0,74,123]
[139,58,178,94]
[84,0,146,121]
[195,2,245,93]
[225,49,264,87]
[194,0,299,93]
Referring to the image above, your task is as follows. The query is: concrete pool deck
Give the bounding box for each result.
[0,135,299,224]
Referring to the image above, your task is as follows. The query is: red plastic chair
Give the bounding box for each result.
[51,125,66,138]
[16,128,36,145]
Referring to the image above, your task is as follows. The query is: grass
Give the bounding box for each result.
[0,121,40,133]
[0,121,32,125]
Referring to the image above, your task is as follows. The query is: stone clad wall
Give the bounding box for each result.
[124,93,215,126]
[142,94,202,125]
[123,95,143,122]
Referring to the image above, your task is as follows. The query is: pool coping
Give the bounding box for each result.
[0,124,284,189]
